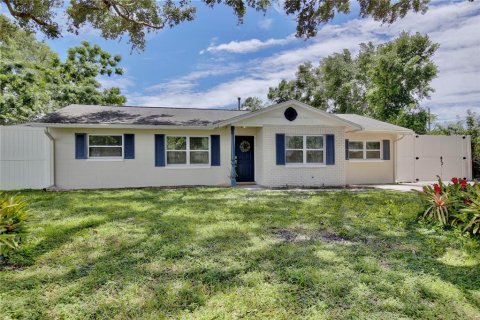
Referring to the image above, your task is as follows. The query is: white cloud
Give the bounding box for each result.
[130,1,480,121]
[200,35,295,54]
[259,18,273,30]
[98,77,134,91]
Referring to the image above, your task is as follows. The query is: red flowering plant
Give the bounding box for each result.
[417,177,480,236]
[417,178,456,226]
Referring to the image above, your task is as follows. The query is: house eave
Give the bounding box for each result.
[356,129,415,134]
[27,123,218,130]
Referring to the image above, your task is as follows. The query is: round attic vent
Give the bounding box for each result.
[284,107,298,121]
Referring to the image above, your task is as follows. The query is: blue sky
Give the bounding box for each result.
[40,0,480,123]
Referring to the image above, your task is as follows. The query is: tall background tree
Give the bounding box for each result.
[241,96,264,111]
[268,32,438,133]
[0,0,440,50]
[0,16,125,125]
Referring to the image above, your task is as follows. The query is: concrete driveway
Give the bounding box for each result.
[356,183,429,192]
[240,181,474,193]
[357,181,476,192]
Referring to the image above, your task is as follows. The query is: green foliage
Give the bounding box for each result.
[459,187,480,235]
[366,32,439,133]
[268,61,327,109]
[431,110,480,179]
[321,48,369,113]
[418,182,454,225]
[54,41,126,107]
[268,32,438,133]
[1,0,432,50]
[0,15,58,124]
[0,193,31,259]
[241,96,264,111]
[417,177,480,236]
[0,17,126,125]
[419,179,459,226]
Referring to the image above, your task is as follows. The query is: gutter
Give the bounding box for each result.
[30,123,219,130]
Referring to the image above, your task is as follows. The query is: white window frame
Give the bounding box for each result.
[165,135,211,166]
[285,135,325,166]
[348,140,383,161]
[87,134,124,160]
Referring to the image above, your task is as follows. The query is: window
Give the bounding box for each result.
[285,135,324,164]
[166,136,209,165]
[88,135,123,158]
[348,140,381,160]
[366,141,381,159]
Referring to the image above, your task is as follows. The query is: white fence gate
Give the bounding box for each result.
[396,134,472,182]
[0,126,53,190]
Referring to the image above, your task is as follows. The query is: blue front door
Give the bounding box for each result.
[235,136,255,182]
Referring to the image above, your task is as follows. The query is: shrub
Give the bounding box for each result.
[459,186,480,235]
[417,180,455,225]
[0,193,31,259]
[417,178,479,236]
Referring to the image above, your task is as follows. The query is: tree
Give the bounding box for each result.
[54,41,125,107]
[241,97,264,111]
[365,32,438,133]
[267,32,438,133]
[268,62,327,109]
[320,48,369,114]
[0,17,125,125]
[0,0,437,50]
[431,110,480,179]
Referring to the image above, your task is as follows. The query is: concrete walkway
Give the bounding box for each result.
[352,183,428,192]
[238,182,435,192]
[238,181,475,193]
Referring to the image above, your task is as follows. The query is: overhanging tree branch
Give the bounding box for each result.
[102,0,165,29]
[1,0,59,36]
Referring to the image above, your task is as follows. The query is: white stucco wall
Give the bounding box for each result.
[259,126,347,187]
[50,127,232,189]
[51,125,350,189]
[345,132,396,185]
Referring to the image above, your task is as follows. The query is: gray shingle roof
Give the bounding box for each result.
[35,104,249,126]
[34,103,413,133]
[336,114,413,133]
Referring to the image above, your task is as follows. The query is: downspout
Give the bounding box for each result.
[393,134,407,183]
[230,126,236,187]
[44,127,55,188]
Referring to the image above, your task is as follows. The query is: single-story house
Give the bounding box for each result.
[31,100,416,189]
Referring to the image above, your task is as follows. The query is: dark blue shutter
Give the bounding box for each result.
[211,135,220,166]
[383,140,390,160]
[326,134,335,165]
[75,133,87,159]
[124,134,135,159]
[155,134,165,167]
[345,139,349,160]
[276,134,285,165]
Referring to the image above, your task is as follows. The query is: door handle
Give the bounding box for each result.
[440,156,443,166]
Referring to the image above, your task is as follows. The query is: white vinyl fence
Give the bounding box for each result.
[0,126,53,190]
[396,134,472,182]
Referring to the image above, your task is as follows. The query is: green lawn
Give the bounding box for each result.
[1,188,479,319]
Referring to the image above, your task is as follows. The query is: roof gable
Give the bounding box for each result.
[217,100,362,129]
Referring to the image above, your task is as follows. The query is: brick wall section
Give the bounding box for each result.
[259,126,346,187]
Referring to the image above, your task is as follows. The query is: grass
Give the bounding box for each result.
[1,188,479,319]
